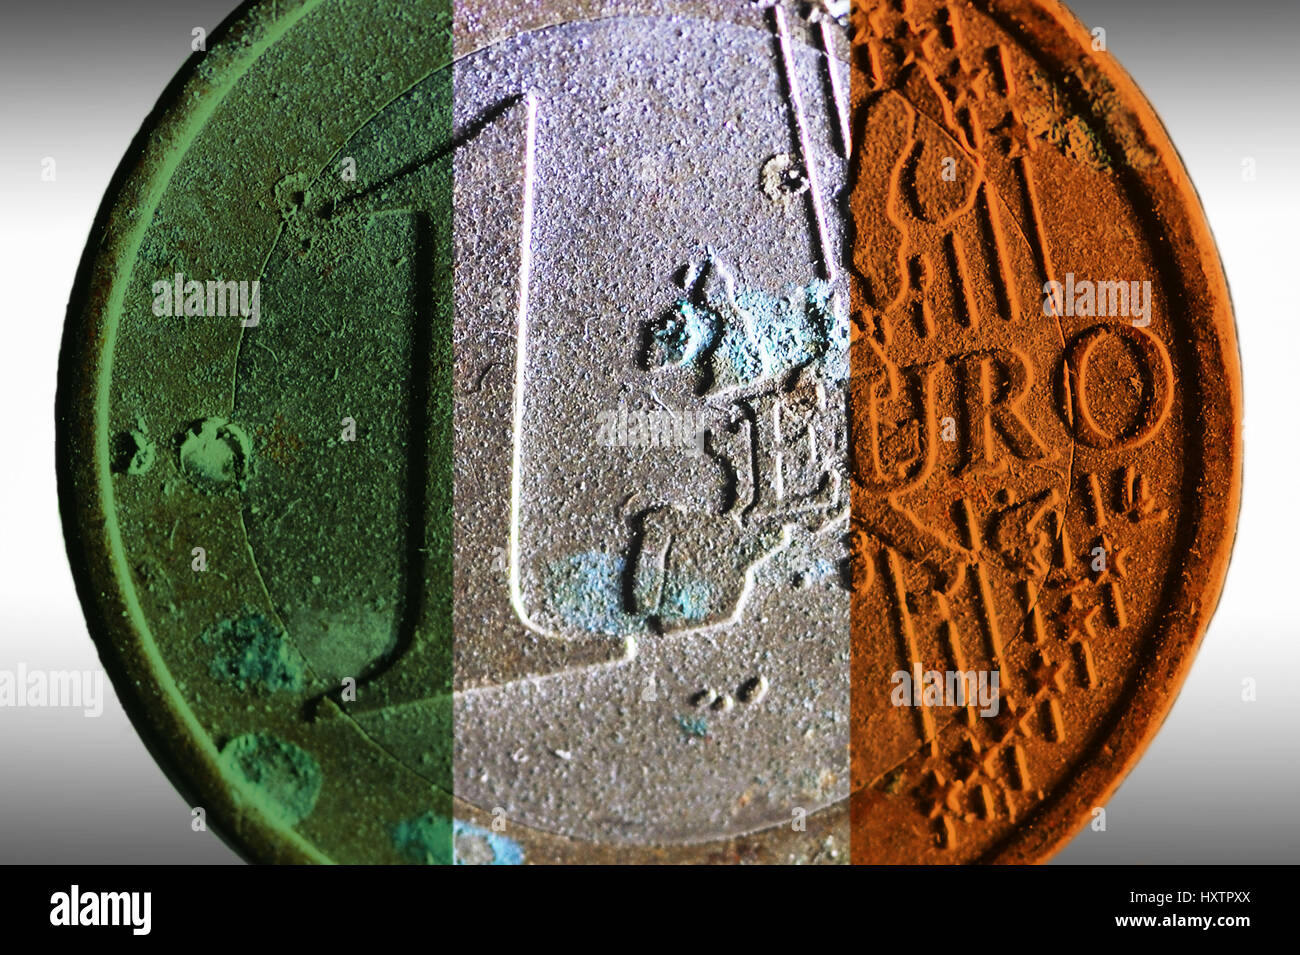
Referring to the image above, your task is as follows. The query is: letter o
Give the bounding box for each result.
[1058,324,1173,450]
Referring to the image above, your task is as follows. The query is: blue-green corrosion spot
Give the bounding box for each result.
[652,262,847,391]
[203,610,305,693]
[716,279,846,386]
[452,820,524,866]
[391,810,453,865]
[219,732,322,827]
[658,574,712,626]
[796,556,839,587]
[545,551,640,635]
[717,280,837,382]
[389,815,525,865]
[650,300,713,365]
[678,715,710,740]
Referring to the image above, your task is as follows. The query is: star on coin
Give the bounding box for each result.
[1055,593,1102,644]
[893,16,940,69]
[942,55,991,111]
[995,107,1037,157]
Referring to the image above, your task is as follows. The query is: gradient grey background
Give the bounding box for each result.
[0,0,1295,864]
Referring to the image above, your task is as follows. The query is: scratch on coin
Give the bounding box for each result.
[819,19,851,159]
[773,5,836,283]
[464,361,500,394]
